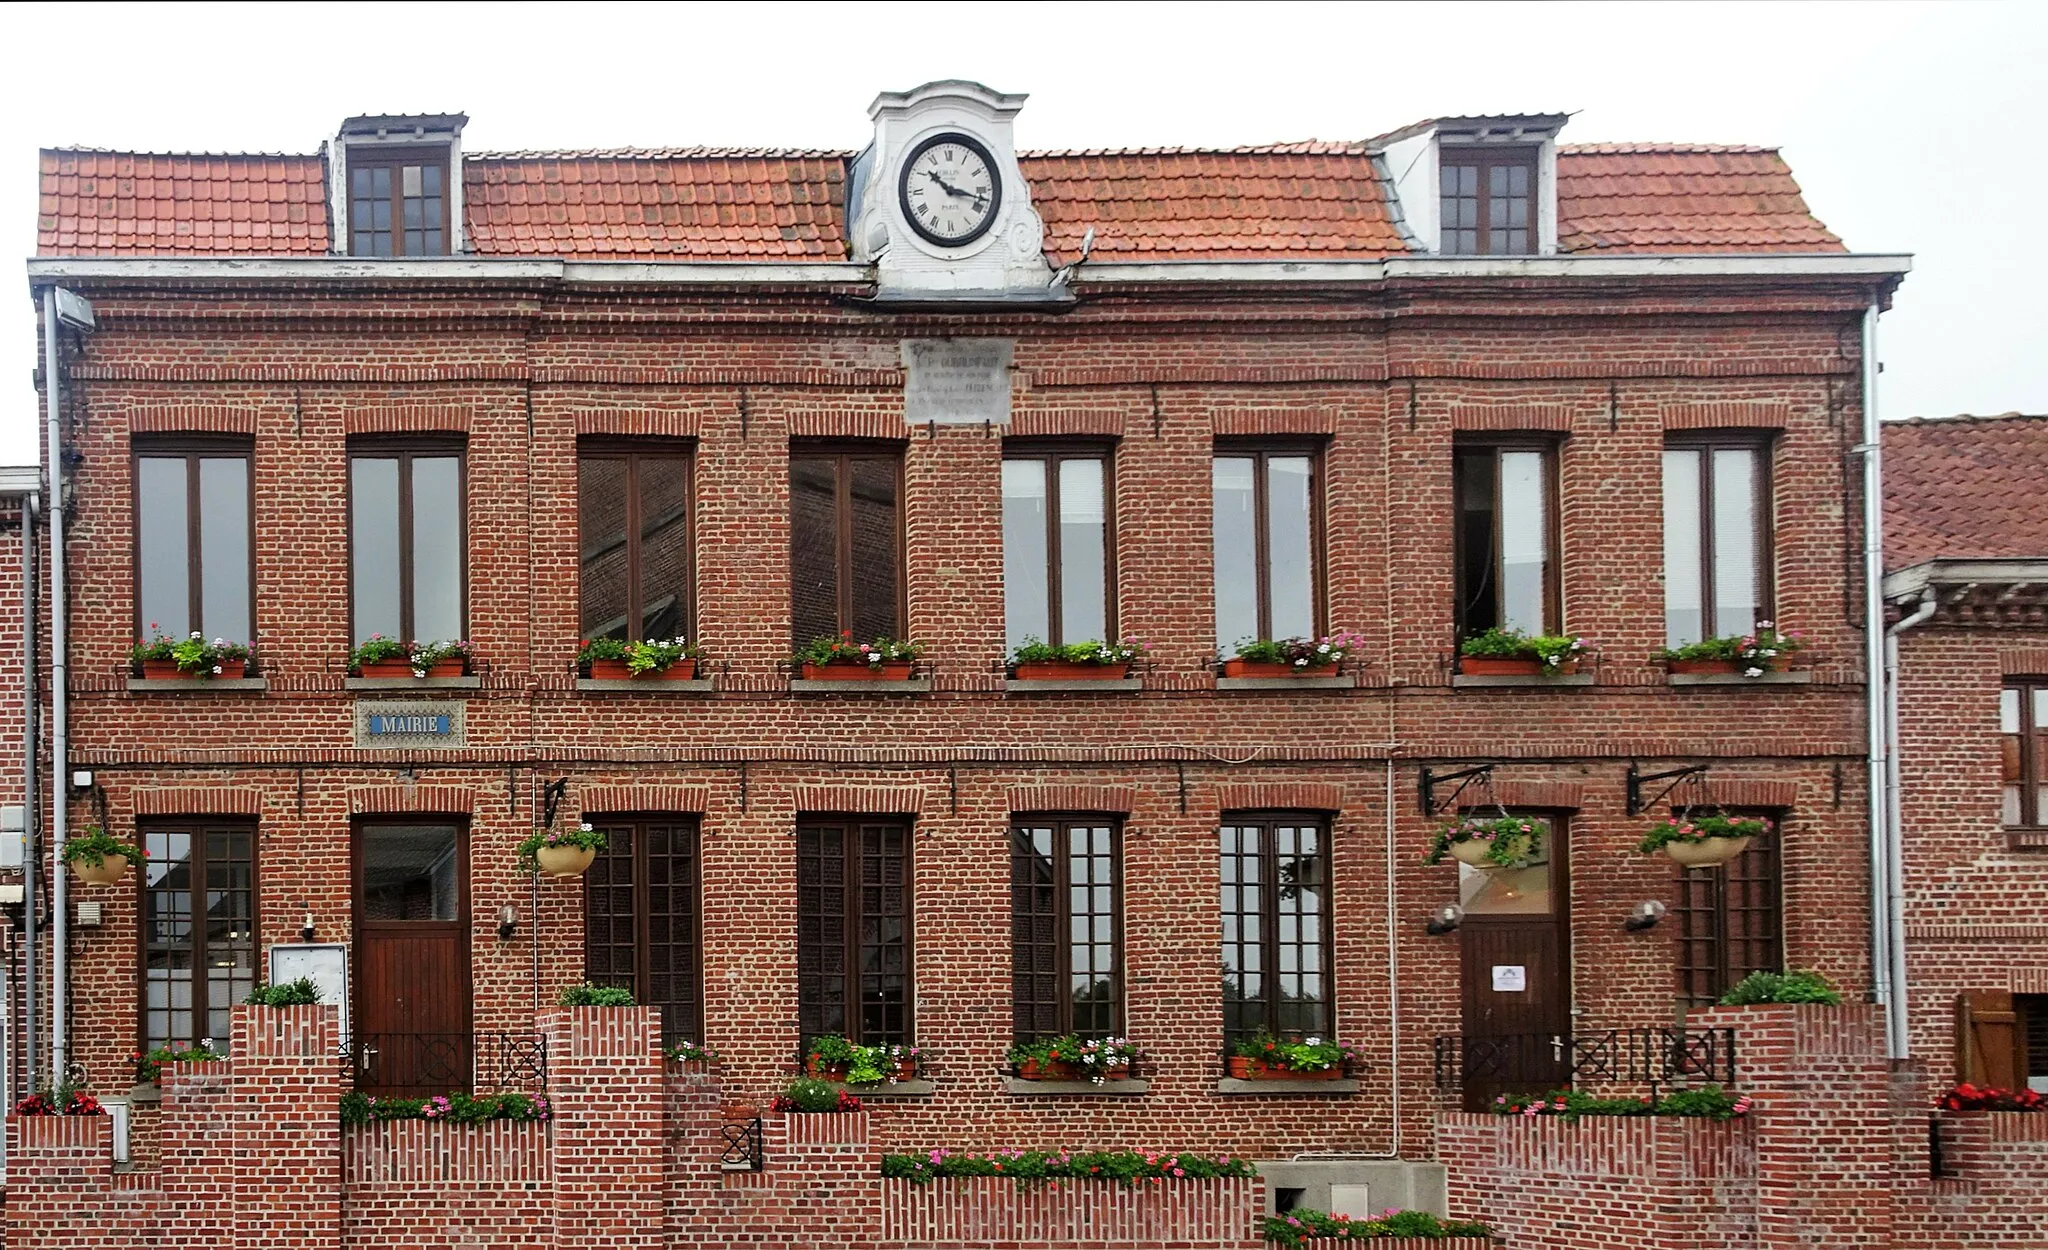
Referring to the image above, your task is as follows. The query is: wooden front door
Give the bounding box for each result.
[1457,819,1571,1111]
[353,823,471,1098]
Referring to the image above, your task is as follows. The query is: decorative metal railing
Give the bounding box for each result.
[1432,1027,1736,1097]
[338,1032,548,1097]
[720,1117,765,1172]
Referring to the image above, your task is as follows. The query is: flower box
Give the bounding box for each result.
[803,661,913,681]
[1668,658,1738,676]
[805,1055,918,1084]
[139,657,249,680]
[1226,1055,1341,1081]
[1461,656,1578,677]
[426,660,466,678]
[534,844,597,877]
[70,854,131,886]
[1013,661,1131,681]
[589,657,697,681]
[1014,1058,1129,1082]
[1221,659,1337,679]
[358,660,418,679]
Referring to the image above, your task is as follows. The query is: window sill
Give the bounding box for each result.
[821,1078,934,1099]
[1667,671,1813,687]
[1215,1077,1359,1096]
[1451,674,1596,689]
[2005,828,2048,852]
[126,677,268,693]
[1004,678,1144,693]
[576,679,717,694]
[788,678,931,695]
[345,676,482,691]
[1003,1077,1150,1096]
[1216,676,1355,691]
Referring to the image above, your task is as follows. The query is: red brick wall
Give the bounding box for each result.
[341,1120,550,1249]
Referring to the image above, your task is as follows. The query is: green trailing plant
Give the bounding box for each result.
[347,635,412,670]
[1263,1208,1492,1246]
[1422,814,1547,868]
[770,1078,862,1113]
[793,632,923,668]
[1658,622,1805,674]
[1230,632,1366,669]
[1005,1034,1143,1084]
[132,625,249,677]
[61,826,146,867]
[1716,968,1842,1006]
[1493,1084,1753,1121]
[883,1148,1257,1186]
[1458,626,1588,672]
[409,639,474,672]
[576,636,629,661]
[1229,1031,1362,1074]
[131,1041,226,1085]
[1010,635,1147,667]
[664,1040,721,1064]
[577,636,701,673]
[557,982,636,1007]
[517,822,608,871]
[1636,814,1773,855]
[339,1090,550,1126]
[805,1034,922,1085]
[245,978,320,1007]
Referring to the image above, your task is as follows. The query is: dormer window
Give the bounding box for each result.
[1439,147,1536,256]
[349,148,449,257]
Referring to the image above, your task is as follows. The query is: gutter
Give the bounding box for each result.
[1884,587,1938,1058]
[41,293,69,1087]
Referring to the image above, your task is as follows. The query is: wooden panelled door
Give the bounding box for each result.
[353,823,472,1097]
[1457,818,1571,1111]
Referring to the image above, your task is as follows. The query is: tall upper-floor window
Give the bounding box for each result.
[579,444,693,642]
[1220,813,1331,1045]
[1012,816,1121,1043]
[1002,447,1113,650]
[796,817,911,1045]
[1440,148,1536,256]
[141,822,256,1051]
[790,447,902,647]
[1663,437,1772,647]
[2004,682,2048,829]
[1455,443,1556,637]
[1214,446,1320,650]
[350,442,465,643]
[134,442,252,644]
[349,149,451,257]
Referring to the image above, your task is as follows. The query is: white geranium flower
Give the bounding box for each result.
[1744,667,1764,678]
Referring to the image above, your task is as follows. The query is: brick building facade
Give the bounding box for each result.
[27,82,2033,1246]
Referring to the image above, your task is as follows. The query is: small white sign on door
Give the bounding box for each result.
[1491,964,1528,992]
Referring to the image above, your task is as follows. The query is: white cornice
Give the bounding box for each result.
[1884,559,2048,599]
[1076,254,1913,283]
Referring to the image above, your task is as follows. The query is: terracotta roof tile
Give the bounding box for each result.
[1884,414,2048,568]
[1555,144,1843,253]
[37,148,330,256]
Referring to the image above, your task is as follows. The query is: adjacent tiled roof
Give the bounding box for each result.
[1555,144,1843,254]
[1884,414,2048,568]
[35,134,1846,260]
[38,149,329,255]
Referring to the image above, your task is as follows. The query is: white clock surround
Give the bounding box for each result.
[850,80,1057,301]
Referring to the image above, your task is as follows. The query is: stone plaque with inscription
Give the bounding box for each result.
[902,338,1013,425]
[353,700,466,748]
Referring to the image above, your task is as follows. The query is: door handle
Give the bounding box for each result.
[359,1044,377,1073]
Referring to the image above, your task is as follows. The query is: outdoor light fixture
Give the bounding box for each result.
[1625,900,1668,932]
[69,769,93,794]
[1425,904,1464,936]
[497,904,518,941]
[300,909,316,942]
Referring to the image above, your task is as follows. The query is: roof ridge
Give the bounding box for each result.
[1887,412,2048,425]
[469,146,853,160]
[43,146,321,160]
[1560,142,1780,155]
[1020,140,1375,158]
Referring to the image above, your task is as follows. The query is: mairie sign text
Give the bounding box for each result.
[366,712,452,736]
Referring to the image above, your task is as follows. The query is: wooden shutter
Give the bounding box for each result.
[1956,989,2021,1088]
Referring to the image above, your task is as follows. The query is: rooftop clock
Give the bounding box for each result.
[897,132,1003,247]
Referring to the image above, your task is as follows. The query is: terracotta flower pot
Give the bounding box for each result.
[804,1055,849,1081]
[1460,656,1543,676]
[217,658,250,678]
[1013,661,1129,681]
[1449,835,1531,868]
[660,659,698,681]
[70,855,130,886]
[1229,1055,1340,1081]
[138,658,183,679]
[427,660,466,678]
[588,658,632,680]
[358,660,416,679]
[1222,659,1338,678]
[802,661,912,681]
[1665,835,1754,868]
[1668,658,1738,675]
[535,844,596,877]
[1016,1058,1081,1081]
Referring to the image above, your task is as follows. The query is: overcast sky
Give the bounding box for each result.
[5,1,2044,464]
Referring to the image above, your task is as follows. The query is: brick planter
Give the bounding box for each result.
[879,1175,1264,1247]
[1297,1241,1497,1250]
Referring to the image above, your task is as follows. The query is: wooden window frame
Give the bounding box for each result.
[1000,441,1119,647]
[1665,434,1777,641]
[1219,810,1335,1046]
[1438,146,1539,257]
[347,144,453,258]
[1452,439,1562,638]
[346,438,469,643]
[577,440,696,643]
[787,443,907,646]
[136,819,258,1052]
[2005,679,2048,831]
[130,437,257,645]
[1009,814,1125,1044]
[581,814,704,1045]
[1213,440,1327,644]
[1671,810,1784,1007]
[795,815,914,1047]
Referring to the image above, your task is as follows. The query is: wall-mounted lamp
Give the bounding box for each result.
[300,909,316,942]
[1425,904,1464,936]
[1625,900,1667,932]
[497,903,518,942]
[69,769,95,795]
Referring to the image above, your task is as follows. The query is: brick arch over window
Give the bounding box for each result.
[579,785,711,815]
[129,407,259,436]
[1007,785,1134,814]
[132,787,266,818]
[347,785,476,817]
[1213,782,1344,813]
[790,785,925,815]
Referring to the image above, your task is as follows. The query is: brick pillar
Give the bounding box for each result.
[231,1003,342,1250]
[1696,1002,1894,1248]
[543,1005,665,1247]
[777,1109,882,1250]
[159,1059,235,1247]
[5,1115,118,1247]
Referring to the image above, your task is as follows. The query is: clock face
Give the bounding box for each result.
[897,132,1003,247]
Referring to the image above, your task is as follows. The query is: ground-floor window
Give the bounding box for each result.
[583,816,703,1045]
[141,823,256,1050]
[1220,812,1331,1046]
[796,817,911,1045]
[1673,824,1782,1006]
[1011,815,1122,1042]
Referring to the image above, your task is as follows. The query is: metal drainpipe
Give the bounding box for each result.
[43,293,70,1085]
[1857,299,1895,1056]
[20,490,37,1100]
[1884,587,1937,1059]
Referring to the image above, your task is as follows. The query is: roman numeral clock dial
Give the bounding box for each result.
[897,132,1003,247]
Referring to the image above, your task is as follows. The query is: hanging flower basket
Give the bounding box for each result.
[62,827,146,885]
[1636,814,1770,868]
[1426,815,1546,870]
[70,855,131,885]
[518,823,608,877]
